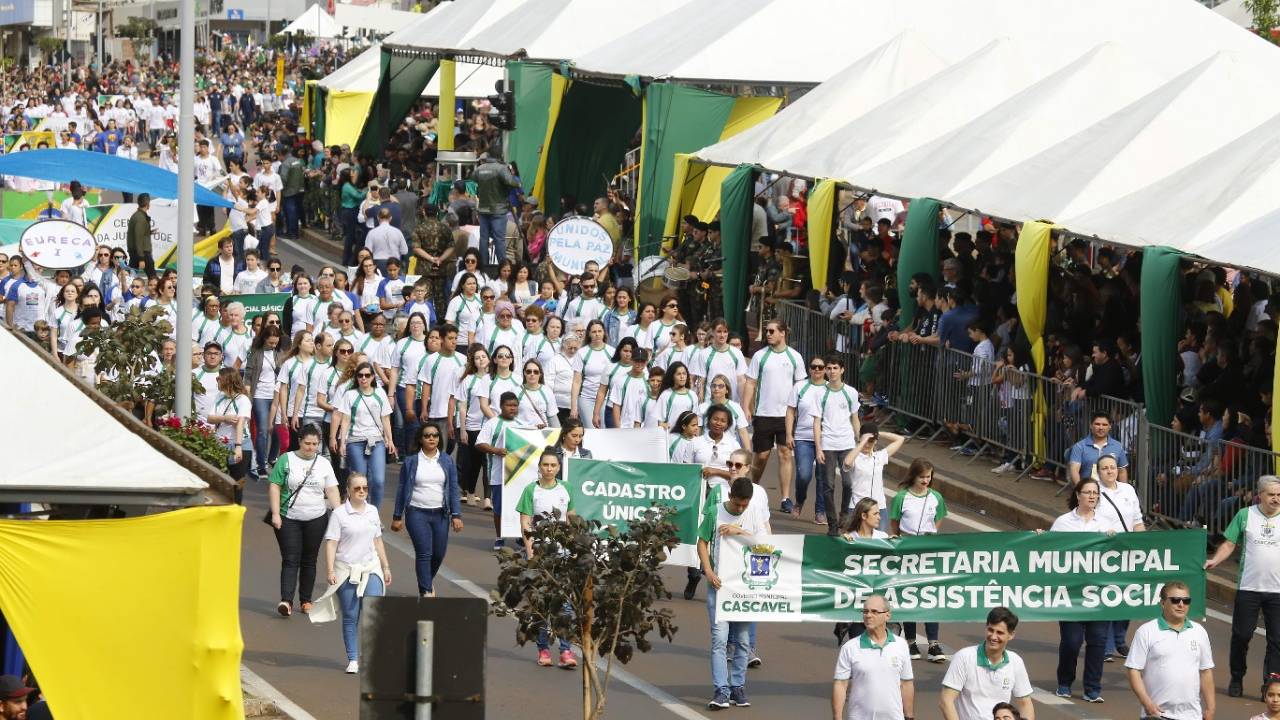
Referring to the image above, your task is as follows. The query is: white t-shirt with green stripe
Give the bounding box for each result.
[890,488,947,536]
[746,346,804,417]
[516,480,573,520]
[1224,505,1280,592]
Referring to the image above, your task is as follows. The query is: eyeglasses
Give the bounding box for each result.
[357,372,373,378]
[810,364,825,370]
[727,461,748,469]
[481,294,495,300]
[340,318,353,324]
[267,319,281,326]
[1166,596,1192,605]
[861,608,889,615]
[269,267,282,272]
[496,355,513,361]
[525,368,541,374]
[97,251,110,257]
[765,328,778,334]
[465,258,478,264]
[351,486,369,492]
[423,432,441,439]
[664,303,678,309]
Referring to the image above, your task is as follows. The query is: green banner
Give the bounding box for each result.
[234,292,289,320]
[716,530,1206,622]
[565,459,704,560]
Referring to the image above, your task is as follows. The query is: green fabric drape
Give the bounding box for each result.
[636,84,735,258]
[506,61,554,195]
[719,164,756,338]
[356,49,439,158]
[1141,247,1184,426]
[896,198,942,328]
[542,81,641,216]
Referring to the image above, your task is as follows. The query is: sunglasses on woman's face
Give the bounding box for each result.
[357,372,373,378]
[337,348,353,355]
[727,461,748,469]
[525,368,541,374]
[423,432,440,439]
[351,485,369,493]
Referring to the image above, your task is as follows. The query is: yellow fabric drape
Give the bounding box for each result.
[659,158,733,253]
[720,96,782,140]
[1273,351,1280,472]
[0,506,246,719]
[1014,221,1058,465]
[662,153,692,242]
[438,59,456,152]
[530,73,571,211]
[806,179,838,290]
[323,90,376,148]
[300,80,315,138]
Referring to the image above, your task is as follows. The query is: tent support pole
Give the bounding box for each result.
[175,0,194,418]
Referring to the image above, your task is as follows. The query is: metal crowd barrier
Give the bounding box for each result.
[771,301,1280,531]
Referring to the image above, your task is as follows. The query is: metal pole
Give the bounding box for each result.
[266,0,271,46]
[97,0,103,74]
[415,621,435,720]
[174,0,195,418]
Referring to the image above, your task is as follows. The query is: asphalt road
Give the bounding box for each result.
[233,234,1272,720]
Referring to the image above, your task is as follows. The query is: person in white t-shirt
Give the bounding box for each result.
[811,356,861,537]
[847,424,905,527]
[1124,580,1215,720]
[832,593,914,720]
[940,607,1034,720]
[743,319,805,511]
[234,249,269,295]
[267,426,341,618]
[476,392,524,551]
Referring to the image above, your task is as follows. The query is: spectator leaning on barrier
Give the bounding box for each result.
[1067,411,1129,485]
[1124,580,1215,720]
[831,592,914,720]
[1205,474,1280,700]
[940,607,1034,720]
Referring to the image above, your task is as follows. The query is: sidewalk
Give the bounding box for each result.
[879,429,1240,604]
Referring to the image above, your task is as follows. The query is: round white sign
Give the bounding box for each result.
[19,219,96,270]
[546,216,614,275]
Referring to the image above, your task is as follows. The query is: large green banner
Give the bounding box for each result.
[715,530,1206,622]
[565,459,704,566]
[234,292,289,320]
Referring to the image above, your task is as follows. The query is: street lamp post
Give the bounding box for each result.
[174,0,195,417]
[96,0,103,74]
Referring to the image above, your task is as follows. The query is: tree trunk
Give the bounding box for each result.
[582,574,595,720]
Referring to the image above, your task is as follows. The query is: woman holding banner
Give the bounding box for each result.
[833,498,890,646]
[551,418,591,481]
[890,459,949,663]
[1050,477,1120,703]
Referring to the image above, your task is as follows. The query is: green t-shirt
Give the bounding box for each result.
[516,480,572,519]
[889,487,947,535]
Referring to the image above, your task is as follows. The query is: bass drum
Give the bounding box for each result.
[635,255,669,306]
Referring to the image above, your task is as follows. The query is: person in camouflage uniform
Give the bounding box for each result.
[668,218,707,323]
[411,210,456,314]
[691,220,725,323]
[748,237,783,328]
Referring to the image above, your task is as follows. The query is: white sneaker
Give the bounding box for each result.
[991,462,1013,474]
[345,660,358,674]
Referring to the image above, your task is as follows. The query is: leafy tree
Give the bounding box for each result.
[115,17,157,41]
[492,509,680,720]
[1247,0,1280,41]
[36,37,64,63]
[77,305,187,420]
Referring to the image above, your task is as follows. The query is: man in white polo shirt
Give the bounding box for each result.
[1205,474,1280,699]
[831,593,914,720]
[1124,580,1214,720]
[940,607,1034,720]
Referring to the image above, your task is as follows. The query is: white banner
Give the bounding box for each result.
[546,216,614,276]
[714,534,807,622]
[499,427,667,539]
[20,219,96,269]
[90,200,181,265]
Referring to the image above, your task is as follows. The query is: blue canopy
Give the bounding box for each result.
[0,149,233,208]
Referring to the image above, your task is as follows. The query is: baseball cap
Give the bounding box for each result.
[0,674,35,699]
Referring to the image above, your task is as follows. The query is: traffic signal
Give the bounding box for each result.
[488,80,516,131]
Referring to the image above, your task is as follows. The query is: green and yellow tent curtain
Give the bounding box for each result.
[0,506,246,718]
[540,78,642,216]
[529,71,572,210]
[1140,246,1184,427]
[507,61,556,195]
[649,95,781,257]
[437,59,457,151]
[323,89,378,148]
[356,49,440,158]
[805,179,841,292]
[719,164,757,337]
[634,84,780,258]
[897,198,943,328]
[1014,220,1057,464]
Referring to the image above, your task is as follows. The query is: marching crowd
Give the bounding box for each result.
[4,52,1280,720]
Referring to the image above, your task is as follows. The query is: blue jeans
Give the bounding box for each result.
[283,194,303,238]
[340,206,360,265]
[1057,620,1107,695]
[1105,620,1129,655]
[793,440,825,514]
[537,601,574,652]
[345,440,387,510]
[337,573,385,661]
[404,507,450,595]
[393,386,410,455]
[478,212,508,268]
[1181,478,1223,524]
[903,622,939,643]
[707,586,750,693]
[251,397,279,474]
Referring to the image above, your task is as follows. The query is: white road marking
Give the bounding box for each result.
[241,664,321,720]
[380,530,716,720]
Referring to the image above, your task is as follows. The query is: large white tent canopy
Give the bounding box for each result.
[281,2,422,39]
[0,329,207,505]
[280,3,342,39]
[318,44,503,98]
[688,0,1280,276]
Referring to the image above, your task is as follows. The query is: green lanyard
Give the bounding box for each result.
[618,374,643,417]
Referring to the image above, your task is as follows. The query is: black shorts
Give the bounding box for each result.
[751,416,787,453]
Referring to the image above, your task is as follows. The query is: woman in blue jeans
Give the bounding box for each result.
[245,323,285,478]
[391,425,463,596]
[786,357,829,523]
[314,473,391,674]
[332,362,397,508]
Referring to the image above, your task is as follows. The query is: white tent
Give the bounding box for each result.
[0,330,208,505]
[688,0,1280,276]
[280,4,342,39]
[1215,0,1253,28]
[333,3,424,36]
[318,44,503,98]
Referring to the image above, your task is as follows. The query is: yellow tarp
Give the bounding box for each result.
[1015,221,1057,464]
[531,73,571,211]
[0,505,246,719]
[438,59,456,152]
[806,179,839,290]
[720,96,782,141]
[324,89,377,148]
[301,80,316,139]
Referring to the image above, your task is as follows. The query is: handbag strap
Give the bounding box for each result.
[282,455,320,516]
[1100,490,1129,533]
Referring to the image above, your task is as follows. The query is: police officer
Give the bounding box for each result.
[749,237,783,331]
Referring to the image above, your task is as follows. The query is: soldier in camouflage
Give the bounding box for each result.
[669,218,707,323]
[410,209,456,314]
[749,237,783,327]
[692,220,725,323]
